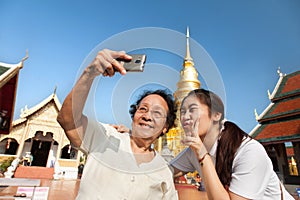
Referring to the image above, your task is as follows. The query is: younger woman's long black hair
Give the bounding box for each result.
[216,121,250,188]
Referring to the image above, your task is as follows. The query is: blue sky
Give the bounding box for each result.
[1,0,299,133]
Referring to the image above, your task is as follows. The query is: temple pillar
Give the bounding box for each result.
[275,143,289,182]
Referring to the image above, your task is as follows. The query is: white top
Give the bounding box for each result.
[76,119,178,200]
[170,139,218,179]
[170,137,294,199]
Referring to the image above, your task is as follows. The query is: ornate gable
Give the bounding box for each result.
[19,93,61,121]
[6,93,63,144]
[23,100,61,140]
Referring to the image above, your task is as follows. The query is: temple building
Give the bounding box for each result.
[157,28,201,158]
[250,69,300,184]
[0,55,82,179]
[0,90,83,178]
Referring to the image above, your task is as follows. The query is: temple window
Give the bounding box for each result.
[60,144,77,160]
[0,138,19,155]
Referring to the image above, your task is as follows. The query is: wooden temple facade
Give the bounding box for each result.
[250,69,300,184]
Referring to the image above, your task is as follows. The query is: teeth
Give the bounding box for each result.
[140,124,153,128]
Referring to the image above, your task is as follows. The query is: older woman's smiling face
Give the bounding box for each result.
[131,94,168,140]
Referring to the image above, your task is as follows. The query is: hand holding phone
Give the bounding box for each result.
[117,54,146,72]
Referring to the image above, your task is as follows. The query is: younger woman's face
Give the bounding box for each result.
[180,95,212,138]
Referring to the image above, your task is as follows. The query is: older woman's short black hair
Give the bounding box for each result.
[129,89,176,132]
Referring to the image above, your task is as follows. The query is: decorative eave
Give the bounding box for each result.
[0,51,28,88]
[0,62,22,88]
[256,102,274,121]
[249,123,261,136]
[12,118,27,126]
[268,68,285,100]
[258,135,300,146]
[270,70,300,101]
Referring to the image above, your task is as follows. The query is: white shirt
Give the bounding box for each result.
[76,119,178,200]
[170,139,218,179]
[170,137,293,199]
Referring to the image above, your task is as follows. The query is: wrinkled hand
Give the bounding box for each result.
[110,124,131,133]
[85,49,132,78]
[181,119,207,160]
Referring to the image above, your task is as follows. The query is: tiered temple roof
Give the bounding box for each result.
[250,70,300,144]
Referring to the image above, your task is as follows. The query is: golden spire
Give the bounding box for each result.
[183,27,194,67]
[185,27,192,62]
[174,27,200,105]
[168,27,201,156]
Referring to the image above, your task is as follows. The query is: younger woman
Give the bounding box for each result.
[170,88,293,200]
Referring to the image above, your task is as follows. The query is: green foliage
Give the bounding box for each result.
[0,157,14,173]
[79,154,87,164]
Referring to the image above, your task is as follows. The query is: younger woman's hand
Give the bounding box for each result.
[181,119,208,160]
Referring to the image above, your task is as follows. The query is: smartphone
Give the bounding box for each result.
[117,54,146,72]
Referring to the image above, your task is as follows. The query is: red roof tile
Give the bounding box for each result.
[271,98,300,115]
[253,118,300,143]
[281,72,300,94]
[273,71,300,100]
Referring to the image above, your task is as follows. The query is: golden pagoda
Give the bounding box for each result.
[157,27,201,157]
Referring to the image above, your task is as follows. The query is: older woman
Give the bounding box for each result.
[57,49,178,200]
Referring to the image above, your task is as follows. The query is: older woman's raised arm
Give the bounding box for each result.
[57,49,131,147]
